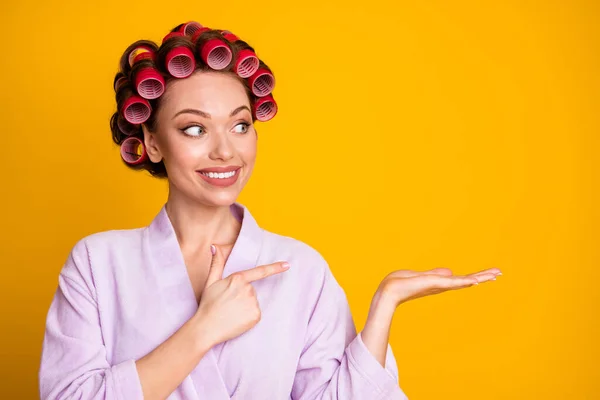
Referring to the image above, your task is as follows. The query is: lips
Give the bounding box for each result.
[196,167,241,188]
[197,166,241,173]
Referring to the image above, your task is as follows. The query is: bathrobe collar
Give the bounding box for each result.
[146,202,264,277]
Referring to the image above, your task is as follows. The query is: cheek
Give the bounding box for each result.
[164,136,206,167]
[238,136,257,165]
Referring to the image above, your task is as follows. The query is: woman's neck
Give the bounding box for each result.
[164,192,241,255]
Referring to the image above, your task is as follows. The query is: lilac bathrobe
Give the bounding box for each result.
[39,202,409,399]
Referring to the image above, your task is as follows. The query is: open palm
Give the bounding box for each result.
[378,267,502,306]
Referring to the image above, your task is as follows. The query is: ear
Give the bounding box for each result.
[142,124,163,163]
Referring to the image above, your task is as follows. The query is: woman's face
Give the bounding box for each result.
[143,71,257,207]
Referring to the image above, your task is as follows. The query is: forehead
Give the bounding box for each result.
[160,71,250,117]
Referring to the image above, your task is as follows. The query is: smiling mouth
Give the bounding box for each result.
[196,167,241,187]
[198,170,238,179]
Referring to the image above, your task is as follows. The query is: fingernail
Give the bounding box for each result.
[491,277,497,281]
[282,262,290,269]
[210,245,216,255]
[472,281,479,286]
[497,272,503,276]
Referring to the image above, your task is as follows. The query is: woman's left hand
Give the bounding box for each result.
[375,267,502,308]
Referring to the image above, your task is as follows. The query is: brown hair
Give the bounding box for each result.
[110,23,275,178]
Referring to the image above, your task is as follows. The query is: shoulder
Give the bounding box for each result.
[260,229,335,284]
[68,227,145,259]
[60,227,145,284]
[262,229,327,264]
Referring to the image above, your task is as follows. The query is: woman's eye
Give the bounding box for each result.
[234,122,250,134]
[183,125,204,137]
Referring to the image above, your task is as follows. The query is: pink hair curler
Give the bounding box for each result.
[120,136,148,165]
[253,94,278,122]
[248,68,275,97]
[179,21,203,36]
[117,115,139,135]
[200,39,232,70]
[235,49,259,78]
[166,46,196,78]
[134,67,165,99]
[128,46,154,67]
[162,32,196,78]
[122,95,152,124]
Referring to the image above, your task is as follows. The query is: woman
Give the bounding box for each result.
[38,21,501,400]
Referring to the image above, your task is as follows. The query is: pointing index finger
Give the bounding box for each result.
[239,262,290,283]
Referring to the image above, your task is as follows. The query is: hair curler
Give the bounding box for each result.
[162,32,196,78]
[133,66,165,99]
[253,94,278,122]
[128,46,154,67]
[248,68,275,97]
[222,31,239,42]
[117,114,139,135]
[122,95,152,124]
[120,136,148,165]
[235,49,259,78]
[199,38,232,70]
[179,21,203,36]
[191,27,212,43]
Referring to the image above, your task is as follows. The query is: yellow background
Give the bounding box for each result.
[1,0,598,398]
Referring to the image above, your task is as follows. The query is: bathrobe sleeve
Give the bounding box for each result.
[39,239,144,400]
[291,257,409,400]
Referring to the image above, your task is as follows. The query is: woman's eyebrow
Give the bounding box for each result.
[172,105,251,120]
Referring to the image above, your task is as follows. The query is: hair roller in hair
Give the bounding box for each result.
[222,31,239,42]
[191,27,212,43]
[179,21,203,36]
[199,39,233,70]
[134,66,165,99]
[122,95,152,124]
[162,32,196,78]
[248,68,275,97]
[128,45,155,67]
[117,114,139,136]
[235,49,259,78]
[120,136,148,165]
[253,94,278,122]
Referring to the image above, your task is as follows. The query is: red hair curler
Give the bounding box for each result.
[117,115,139,135]
[253,94,278,122]
[134,67,165,99]
[235,49,259,78]
[222,32,239,42]
[162,32,196,78]
[191,27,212,43]
[199,39,232,70]
[162,31,184,43]
[128,46,154,67]
[179,21,203,36]
[248,68,275,97]
[120,136,148,165]
[122,95,152,124]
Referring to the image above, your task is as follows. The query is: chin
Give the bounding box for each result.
[198,191,241,207]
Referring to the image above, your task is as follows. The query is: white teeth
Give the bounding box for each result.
[201,170,236,179]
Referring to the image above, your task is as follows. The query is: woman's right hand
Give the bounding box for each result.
[194,244,290,347]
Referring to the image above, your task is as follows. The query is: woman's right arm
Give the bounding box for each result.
[39,240,288,400]
[39,240,215,400]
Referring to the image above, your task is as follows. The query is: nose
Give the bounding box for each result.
[208,131,234,162]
